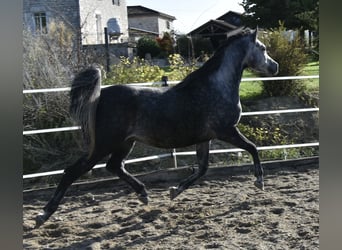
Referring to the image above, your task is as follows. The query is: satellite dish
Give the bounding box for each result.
[107,18,121,35]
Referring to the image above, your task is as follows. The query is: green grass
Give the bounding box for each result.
[164,60,319,100]
[240,70,263,100]
[239,61,319,100]
[302,61,319,92]
[240,80,264,100]
[302,61,319,75]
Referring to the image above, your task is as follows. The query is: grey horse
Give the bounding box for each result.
[35,27,278,228]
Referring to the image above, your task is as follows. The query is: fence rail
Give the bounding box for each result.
[23,142,319,179]
[23,107,319,136]
[23,75,319,180]
[22,75,319,94]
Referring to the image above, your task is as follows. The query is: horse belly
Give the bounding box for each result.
[133,132,210,149]
[130,88,213,148]
[132,116,213,149]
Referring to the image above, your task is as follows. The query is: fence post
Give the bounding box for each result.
[161,76,168,87]
[172,148,178,168]
[104,27,110,72]
[160,75,176,168]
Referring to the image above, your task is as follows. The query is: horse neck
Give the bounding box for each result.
[210,42,247,100]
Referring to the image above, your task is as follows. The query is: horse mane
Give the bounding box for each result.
[174,27,253,89]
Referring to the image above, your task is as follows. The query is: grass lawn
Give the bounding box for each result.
[239,61,319,100]
[302,61,319,92]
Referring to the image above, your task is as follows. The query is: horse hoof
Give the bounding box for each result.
[169,186,179,200]
[138,195,149,205]
[34,214,46,229]
[254,180,264,191]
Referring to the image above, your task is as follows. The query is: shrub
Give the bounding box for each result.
[136,36,161,58]
[105,54,198,84]
[175,35,214,60]
[104,56,165,84]
[260,23,308,96]
[237,124,288,146]
[237,123,312,161]
[23,22,84,174]
[166,54,197,81]
[156,32,174,56]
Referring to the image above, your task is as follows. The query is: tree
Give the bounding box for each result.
[175,35,214,60]
[175,35,193,59]
[156,32,174,56]
[240,0,318,32]
[136,36,161,58]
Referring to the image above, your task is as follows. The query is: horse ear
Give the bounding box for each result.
[253,26,258,42]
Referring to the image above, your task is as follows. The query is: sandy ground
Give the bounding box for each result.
[23,165,319,250]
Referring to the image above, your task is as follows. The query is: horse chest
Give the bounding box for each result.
[209,98,242,128]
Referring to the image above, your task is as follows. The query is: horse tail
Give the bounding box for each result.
[70,66,101,158]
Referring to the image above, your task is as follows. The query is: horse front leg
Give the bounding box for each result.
[170,141,210,200]
[35,154,101,228]
[218,126,264,190]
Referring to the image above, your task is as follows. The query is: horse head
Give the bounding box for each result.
[244,27,279,76]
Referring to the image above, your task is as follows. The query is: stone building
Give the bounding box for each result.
[23,1,177,59]
[23,0,129,45]
[127,5,176,41]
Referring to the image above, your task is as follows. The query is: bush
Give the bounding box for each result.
[104,56,165,84]
[175,35,214,60]
[238,124,288,146]
[156,32,174,57]
[260,23,308,96]
[166,54,197,81]
[23,22,85,174]
[104,54,198,84]
[237,122,317,161]
[136,36,161,58]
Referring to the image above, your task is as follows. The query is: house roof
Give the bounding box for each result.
[188,19,238,37]
[188,11,243,36]
[127,5,176,21]
[217,11,243,21]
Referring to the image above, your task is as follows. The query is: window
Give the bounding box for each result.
[96,14,103,44]
[166,21,170,29]
[34,12,47,34]
[112,0,120,6]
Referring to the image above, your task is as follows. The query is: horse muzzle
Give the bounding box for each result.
[267,60,279,76]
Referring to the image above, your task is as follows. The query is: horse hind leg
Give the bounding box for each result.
[105,142,149,205]
[170,141,210,200]
[35,152,103,228]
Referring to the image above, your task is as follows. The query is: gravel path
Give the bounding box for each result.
[23,165,319,250]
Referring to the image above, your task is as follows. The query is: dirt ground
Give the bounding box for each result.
[23,162,319,250]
